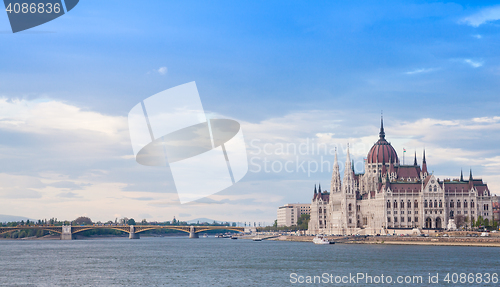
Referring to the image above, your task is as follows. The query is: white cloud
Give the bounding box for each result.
[472,34,482,39]
[0,98,499,222]
[158,67,167,75]
[462,5,500,27]
[404,67,439,75]
[0,98,127,138]
[462,59,483,68]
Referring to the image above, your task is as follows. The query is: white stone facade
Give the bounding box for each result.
[308,119,494,235]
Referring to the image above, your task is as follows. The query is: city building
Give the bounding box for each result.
[277,203,311,227]
[492,195,499,225]
[308,117,494,235]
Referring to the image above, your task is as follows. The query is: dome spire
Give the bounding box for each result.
[379,112,385,139]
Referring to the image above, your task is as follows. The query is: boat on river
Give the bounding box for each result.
[313,235,334,245]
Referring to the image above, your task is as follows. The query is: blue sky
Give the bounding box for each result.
[1,1,500,223]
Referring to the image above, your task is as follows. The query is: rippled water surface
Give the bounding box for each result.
[0,237,499,286]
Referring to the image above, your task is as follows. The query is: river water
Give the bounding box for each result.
[0,237,498,286]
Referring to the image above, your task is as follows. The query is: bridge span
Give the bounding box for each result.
[0,225,247,240]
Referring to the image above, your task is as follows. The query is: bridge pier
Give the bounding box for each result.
[61,225,73,240]
[129,225,140,239]
[189,226,199,238]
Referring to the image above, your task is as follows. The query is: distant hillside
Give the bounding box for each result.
[0,214,33,223]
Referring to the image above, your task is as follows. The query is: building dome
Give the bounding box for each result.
[367,117,399,164]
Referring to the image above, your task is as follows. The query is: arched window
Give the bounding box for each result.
[428,186,432,192]
[414,200,418,208]
[434,200,438,208]
[394,200,398,208]
[424,200,428,208]
[450,200,454,208]
[348,203,352,211]
[464,200,468,208]
[394,217,398,223]
[407,200,411,208]
[439,200,442,208]
[471,200,475,208]
[401,200,404,208]
[457,200,461,208]
[319,207,322,213]
[387,200,391,208]
[348,219,352,224]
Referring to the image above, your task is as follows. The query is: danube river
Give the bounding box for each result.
[0,237,498,286]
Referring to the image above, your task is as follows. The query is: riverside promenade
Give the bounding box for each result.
[267,232,500,247]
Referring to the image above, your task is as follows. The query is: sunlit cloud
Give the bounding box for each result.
[462,59,483,68]
[461,5,500,27]
[158,66,167,75]
[404,67,439,75]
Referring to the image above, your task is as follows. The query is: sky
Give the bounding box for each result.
[1,1,500,224]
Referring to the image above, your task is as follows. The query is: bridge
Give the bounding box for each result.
[0,225,247,240]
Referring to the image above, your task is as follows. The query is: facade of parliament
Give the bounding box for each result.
[308,118,494,235]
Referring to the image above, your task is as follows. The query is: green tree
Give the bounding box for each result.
[127,218,136,225]
[273,219,278,228]
[296,214,310,230]
[475,216,484,228]
[73,216,93,225]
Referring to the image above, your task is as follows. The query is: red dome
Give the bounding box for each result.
[367,117,399,164]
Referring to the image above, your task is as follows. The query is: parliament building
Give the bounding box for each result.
[308,118,494,235]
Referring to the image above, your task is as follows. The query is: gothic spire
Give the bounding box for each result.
[314,184,317,194]
[460,169,463,182]
[330,148,342,193]
[318,183,322,193]
[414,151,417,166]
[422,149,428,175]
[469,169,473,181]
[343,145,355,194]
[379,114,385,139]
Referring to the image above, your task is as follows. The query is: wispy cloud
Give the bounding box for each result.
[463,59,483,68]
[472,34,482,39]
[404,67,439,75]
[461,5,500,27]
[158,67,167,75]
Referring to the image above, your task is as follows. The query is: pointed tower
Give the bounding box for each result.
[379,114,385,139]
[460,170,464,182]
[342,145,355,195]
[318,183,322,193]
[414,151,417,166]
[330,148,342,193]
[422,149,428,177]
[469,169,473,181]
[314,184,317,193]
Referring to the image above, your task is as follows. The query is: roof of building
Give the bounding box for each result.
[367,116,399,164]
